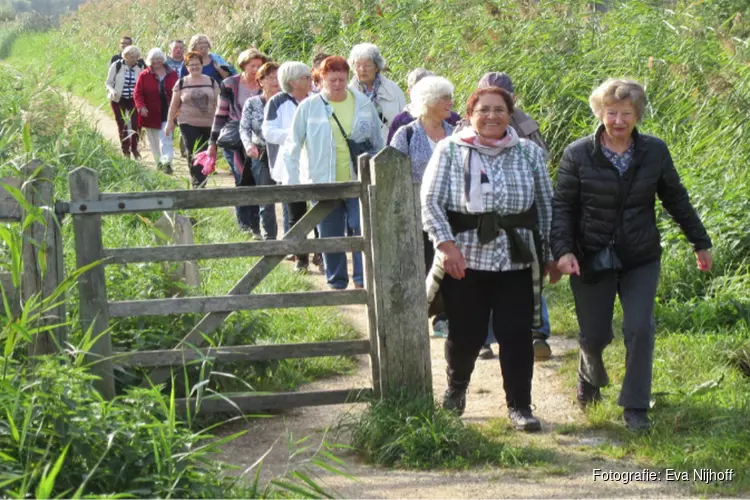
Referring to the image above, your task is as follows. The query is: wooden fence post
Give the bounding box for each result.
[69,167,115,399]
[358,154,381,398]
[21,160,67,355]
[368,147,432,399]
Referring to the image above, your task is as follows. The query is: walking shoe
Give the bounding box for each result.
[285,254,297,261]
[508,407,542,432]
[577,376,602,409]
[623,408,651,432]
[294,260,309,274]
[442,387,466,416]
[478,344,495,360]
[533,338,552,361]
[432,319,449,338]
[163,162,173,175]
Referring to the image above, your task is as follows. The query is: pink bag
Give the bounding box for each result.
[193,151,216,176]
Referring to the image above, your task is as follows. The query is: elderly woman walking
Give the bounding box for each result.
[348,43,406,145]
[105,45,145,159]
[134,48,179,173]
[179,34,235,84]
[166,51,220,188]
[551,78,712,431]
[421,86,558,431]
[391,75,455,336]
[388,68,461,144]
[240,62,281,240]
[263,61,318,271]
[283,56,384,289]
[207,48,269,235]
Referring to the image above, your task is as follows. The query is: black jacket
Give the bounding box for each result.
[550,125,711,269]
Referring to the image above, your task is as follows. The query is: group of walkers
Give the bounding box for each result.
[105,35,713,434]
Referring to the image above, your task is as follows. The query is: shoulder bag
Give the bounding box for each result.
[580,169,636,284]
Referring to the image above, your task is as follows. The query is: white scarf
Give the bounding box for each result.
[447,127,520,213]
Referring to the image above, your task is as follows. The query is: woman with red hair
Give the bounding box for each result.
[282,56,384,290]
[421,86,558,431]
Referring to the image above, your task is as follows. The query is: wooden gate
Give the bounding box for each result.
[58,149,432,413]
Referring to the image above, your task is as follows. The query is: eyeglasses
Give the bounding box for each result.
[473,107,508,117]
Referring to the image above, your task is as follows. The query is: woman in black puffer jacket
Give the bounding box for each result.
[550,78,712,432]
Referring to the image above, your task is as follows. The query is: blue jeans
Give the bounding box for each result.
[486,294,550,344]
[317,198,363,289]
[250,156,278,240]
[225,148,259,232]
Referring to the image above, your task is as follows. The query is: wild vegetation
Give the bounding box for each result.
[1,0,750,495]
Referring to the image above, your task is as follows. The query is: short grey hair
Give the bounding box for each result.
[407,68,434,91]
[409,76,454,118]
[589,78,647,121]
[189,34,212,51]
[348,43,386,72]
[122,45,141,59]
[145,48,166,67]
[278,61,312,93]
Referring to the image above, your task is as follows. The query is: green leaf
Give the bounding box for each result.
[35,444,69,500]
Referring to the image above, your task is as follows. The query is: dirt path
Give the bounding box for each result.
[73,95,690,498]
[66,94,235,187]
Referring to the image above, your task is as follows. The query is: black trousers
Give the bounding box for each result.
[179,123,211,188]
[441,267,534,409]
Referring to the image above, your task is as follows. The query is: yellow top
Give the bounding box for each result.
[329,91,355,182]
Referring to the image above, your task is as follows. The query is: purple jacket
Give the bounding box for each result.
[387,110,462,145]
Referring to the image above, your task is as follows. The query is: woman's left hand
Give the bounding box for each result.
[696,249,712,272]
[545,261,562,284]
[247,144,260,159]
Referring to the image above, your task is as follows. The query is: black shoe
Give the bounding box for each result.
[478,344,495,360]
[442,388,466,416]
[577,376,602,409]
[163,162,173,175]
[623,408,651,432]
[508,407,542,432]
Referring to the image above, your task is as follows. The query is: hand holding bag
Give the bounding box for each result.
[581,170,636,284]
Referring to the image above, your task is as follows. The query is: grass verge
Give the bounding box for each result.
[555,327,750,495]
[347,393,553,470]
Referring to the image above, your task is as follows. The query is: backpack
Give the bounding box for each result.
[114,58,145,73]
[178,76,217,92]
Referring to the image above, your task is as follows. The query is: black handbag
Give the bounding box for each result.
[323,96,373,170]
[580,170,636,285]
[216,120,242,150]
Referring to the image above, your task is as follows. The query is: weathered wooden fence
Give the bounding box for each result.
[3,147,430,412]
[0,161,66,356]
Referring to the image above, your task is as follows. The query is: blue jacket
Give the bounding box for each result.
[179,53,236,84]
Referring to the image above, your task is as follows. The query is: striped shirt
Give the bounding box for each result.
[121,66,137,99]
[421,135,554,272]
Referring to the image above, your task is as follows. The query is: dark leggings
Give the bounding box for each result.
[441,268,534,410]
[179,123,211,188]
[110,98,139,156]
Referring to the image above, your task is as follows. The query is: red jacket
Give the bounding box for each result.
[134,67,179,129]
